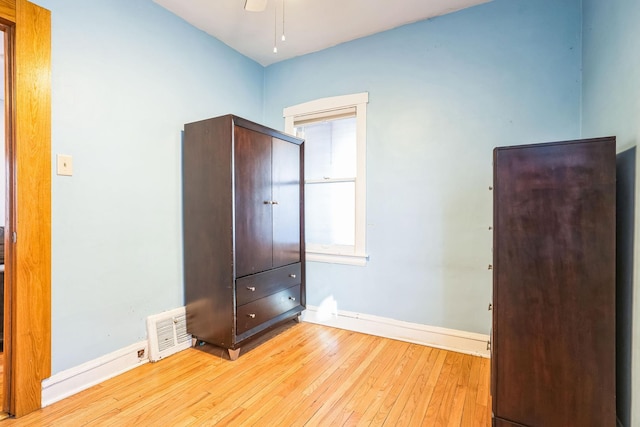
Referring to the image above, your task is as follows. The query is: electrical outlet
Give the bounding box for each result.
[137,349,145,359]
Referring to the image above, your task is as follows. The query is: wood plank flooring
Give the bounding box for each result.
[2,322,491,426]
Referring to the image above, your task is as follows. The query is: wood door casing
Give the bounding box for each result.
[0,0,15,21]
[234,125,273,277]
[0,0,51,417]
[493,138,616,427]
[272,137,301,268]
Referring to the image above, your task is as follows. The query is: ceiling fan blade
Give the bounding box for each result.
[244,0,268,12]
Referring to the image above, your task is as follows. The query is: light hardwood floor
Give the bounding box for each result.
[2,322,491,426]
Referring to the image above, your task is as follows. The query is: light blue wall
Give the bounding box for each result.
[26,0,585,376]
[264,0,582,334]
[31,0,264,374]
[582,0,640,424]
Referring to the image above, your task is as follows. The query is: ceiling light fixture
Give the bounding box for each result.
[273,6,278,53]
[281,0,286,42]
[243,0,286,54]
[244,0,267,12]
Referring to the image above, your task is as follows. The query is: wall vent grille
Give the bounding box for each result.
[147,307,192,362]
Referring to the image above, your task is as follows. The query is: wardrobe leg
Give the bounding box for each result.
[228,348,240,361]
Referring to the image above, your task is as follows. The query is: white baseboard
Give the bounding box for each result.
[301,305,490,358]
[41,340,150,407]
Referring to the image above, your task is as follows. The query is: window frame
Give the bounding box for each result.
[284,92,369,266]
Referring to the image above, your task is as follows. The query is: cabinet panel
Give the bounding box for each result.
[236,285,301,334]
[236,263,301,306]
[272,137,301,268]
[492,137,615,427]
[234,125,273,277]
[183,118,234,346]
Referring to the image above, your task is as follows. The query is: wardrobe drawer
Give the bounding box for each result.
[236,285,300,334]
[236,263,301,306]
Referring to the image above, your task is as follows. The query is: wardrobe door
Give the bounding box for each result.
[234,126,273,277]
[271,137,301,268]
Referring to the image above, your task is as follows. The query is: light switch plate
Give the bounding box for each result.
[57,154,73,176]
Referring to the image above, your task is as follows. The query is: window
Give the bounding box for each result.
[284,93,368,266]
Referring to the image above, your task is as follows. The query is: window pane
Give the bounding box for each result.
[298,117,356,179]
[305,181,355,246]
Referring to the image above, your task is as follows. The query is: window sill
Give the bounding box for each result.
[306,251,369,266]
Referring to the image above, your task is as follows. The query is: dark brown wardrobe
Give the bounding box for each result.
[183,115,305,360]
[492,137,616,426]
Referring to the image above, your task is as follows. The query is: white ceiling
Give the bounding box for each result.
[153,0,492,67]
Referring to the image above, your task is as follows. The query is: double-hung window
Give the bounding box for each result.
[284,93,368,266]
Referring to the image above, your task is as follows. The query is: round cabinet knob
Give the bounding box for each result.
[247,313,256,319]
[247,286,256,292]
[289,297,296,301]
[289,274,296,279]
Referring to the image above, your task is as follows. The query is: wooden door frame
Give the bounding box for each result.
[0,0,51,418]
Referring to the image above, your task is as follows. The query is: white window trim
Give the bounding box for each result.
[284,92,369,266]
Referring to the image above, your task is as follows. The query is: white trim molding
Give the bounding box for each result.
[283,92,369,119]
[302,305,490,358]
[284,92,369,266]
[306,251,368,266]
[41,340,150,407]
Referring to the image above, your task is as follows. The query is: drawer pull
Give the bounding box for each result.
[289,274,296,279]
[289,297,296,301]
[246,286,256,292]
[247,313,256,319]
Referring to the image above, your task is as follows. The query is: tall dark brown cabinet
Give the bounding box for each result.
[183,115,305,360]
[492,137,616,427]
